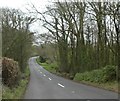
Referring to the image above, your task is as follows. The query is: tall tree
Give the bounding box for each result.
[2,8,35,72]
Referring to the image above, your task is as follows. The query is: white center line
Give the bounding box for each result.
[48,78,52,80]
[58,83,65,88]
[43,74,46,77]
[40,72,42,74]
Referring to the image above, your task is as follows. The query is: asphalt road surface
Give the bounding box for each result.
[24,57,118,99]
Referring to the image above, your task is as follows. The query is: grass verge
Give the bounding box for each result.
[2,67,30,99]
[74,80,118,93]
[36,58,57,73]
[73,66,119,93]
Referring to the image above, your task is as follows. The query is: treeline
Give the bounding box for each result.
[34,2,119,76]
[2,8,34,72]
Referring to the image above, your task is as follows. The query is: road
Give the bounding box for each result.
[24,57,118,99]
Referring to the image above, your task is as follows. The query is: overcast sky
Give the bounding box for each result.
[0,0,49,11]
[0,0,52,34]
[0,0,118,34]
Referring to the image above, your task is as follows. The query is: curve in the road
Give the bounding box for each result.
[24,57,118,100]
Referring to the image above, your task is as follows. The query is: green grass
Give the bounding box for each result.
[36,58,57,73]
[74,65,117,83]
[74,66,119,93]
[2,67,30,99]
[36,58,41,65]
[74,80,118,93]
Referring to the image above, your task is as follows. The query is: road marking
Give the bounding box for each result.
[58,83,65,88]
[43,74,46,77]
[40,71,42,74]
[48,78,52,80]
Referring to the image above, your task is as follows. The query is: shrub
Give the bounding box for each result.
[74,65,117,83]
[39,56,46,63]
[2,57,20,87]
[102,65,117,82]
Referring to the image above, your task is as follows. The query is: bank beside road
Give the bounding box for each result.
[2,67,30,99]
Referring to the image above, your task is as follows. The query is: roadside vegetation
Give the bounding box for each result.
[1,8,34,99]
[36,57,57,74]
[74,65,117,83]
[74,65,118,92]
[2,66,30,99]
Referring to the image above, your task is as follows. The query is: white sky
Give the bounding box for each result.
[0,0,49,11]
[0,0,52,34]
